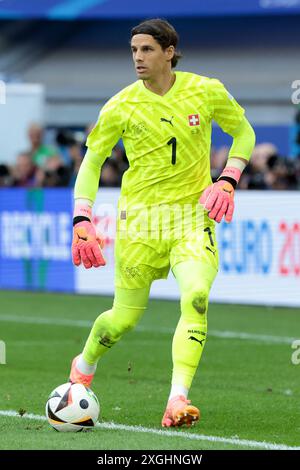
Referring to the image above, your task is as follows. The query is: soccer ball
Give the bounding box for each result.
[46,382,100,432]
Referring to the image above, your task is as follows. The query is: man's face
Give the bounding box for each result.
[131,34,173,81]
[28,125,43,147]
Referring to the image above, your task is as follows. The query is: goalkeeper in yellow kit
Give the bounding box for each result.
[69,18,255,427]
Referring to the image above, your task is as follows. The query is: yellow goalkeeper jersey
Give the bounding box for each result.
[87,71,245,208]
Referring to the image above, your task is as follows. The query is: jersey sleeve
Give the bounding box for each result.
[74,148,105,202]
[206,78,245,134]
[86,96,123,157]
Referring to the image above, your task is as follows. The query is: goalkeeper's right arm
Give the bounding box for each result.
[72,148,107,269]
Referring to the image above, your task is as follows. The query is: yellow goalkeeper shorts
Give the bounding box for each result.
[114,204,219,289]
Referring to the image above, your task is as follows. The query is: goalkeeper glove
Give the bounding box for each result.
[199,166,241,223]
[72,203,106,269]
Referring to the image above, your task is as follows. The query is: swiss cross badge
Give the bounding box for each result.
[188,114,200,126]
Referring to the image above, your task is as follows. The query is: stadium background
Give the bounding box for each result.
[0,0,300,451]
[0,0,299,306]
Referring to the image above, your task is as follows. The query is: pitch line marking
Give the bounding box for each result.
[0,410,299,450]
[0,314,296,345]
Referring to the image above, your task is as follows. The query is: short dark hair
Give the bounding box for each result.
[131,18,182,68]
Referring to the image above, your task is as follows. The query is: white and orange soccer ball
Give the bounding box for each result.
[46,382,100,432]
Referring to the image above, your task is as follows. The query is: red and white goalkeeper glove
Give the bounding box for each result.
[199,166,242,223]
[72,203,106,269]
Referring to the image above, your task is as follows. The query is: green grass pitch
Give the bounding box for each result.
[0,290,299,450]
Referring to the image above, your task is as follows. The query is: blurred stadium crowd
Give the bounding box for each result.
[0,122,299,190]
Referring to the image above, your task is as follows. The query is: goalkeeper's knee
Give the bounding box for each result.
[180,286,209,321]
[91,303,145,349]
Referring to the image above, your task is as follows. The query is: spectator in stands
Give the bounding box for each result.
[55,129,79,166]
[42,155,70,187]
[240,143,279,189]
[11,151,38,187]
[28,123,57,168]
[0,164,12,187]
[265,154,299,190]
[2,123,299,190]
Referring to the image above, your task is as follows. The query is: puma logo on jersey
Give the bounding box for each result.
[160,116,174,126]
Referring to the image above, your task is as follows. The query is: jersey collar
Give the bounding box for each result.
[138,71,182,100]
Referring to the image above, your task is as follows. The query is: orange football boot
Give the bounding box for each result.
[69,355,94,388]
[162,395,200,427]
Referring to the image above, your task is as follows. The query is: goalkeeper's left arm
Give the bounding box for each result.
[200,116,255,223]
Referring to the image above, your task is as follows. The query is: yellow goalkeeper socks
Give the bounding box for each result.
[171,260,217,390]
[82,286,150,365]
